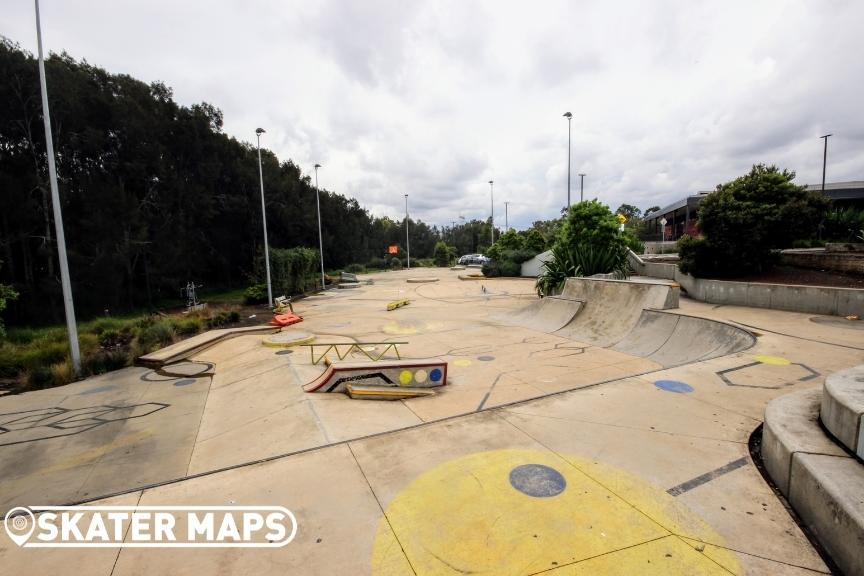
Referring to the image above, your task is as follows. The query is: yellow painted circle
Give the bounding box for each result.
[371,449,739,575]
[414,370,427,384]
[398,370,413,385]
[453,358,472,367]
[383,321,418,335]
[753,355,791,366]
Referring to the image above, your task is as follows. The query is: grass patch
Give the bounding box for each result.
[0,305,243,392]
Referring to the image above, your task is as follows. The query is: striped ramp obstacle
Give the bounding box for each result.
[303,359,448,394]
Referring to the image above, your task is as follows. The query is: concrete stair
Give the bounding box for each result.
[762,366,864,575]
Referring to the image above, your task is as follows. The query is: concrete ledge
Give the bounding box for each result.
[762,388,846,496]
[789,454,864,576]
[137,325,279,367]
[822,365,864,458]
[762,387,864,575]
[627,249,864,316]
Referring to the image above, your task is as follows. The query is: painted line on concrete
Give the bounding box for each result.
[666,457,749,496]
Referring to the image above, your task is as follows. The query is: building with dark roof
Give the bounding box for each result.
[642,181,864,241]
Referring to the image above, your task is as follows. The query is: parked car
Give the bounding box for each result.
[458,254,490,265]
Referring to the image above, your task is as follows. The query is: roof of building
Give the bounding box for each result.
[644,181,864,221]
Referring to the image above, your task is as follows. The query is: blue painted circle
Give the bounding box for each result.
[477,355,495,361]
[654,380,694,393]
[174,379,196,387]
[509,464,567,498]
[429,368,442,382]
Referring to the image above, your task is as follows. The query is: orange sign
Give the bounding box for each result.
[388,245,398,254]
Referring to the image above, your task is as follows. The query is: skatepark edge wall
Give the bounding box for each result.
[627,250,864,317]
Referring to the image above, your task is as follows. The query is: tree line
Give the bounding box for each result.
[0,39,506,326]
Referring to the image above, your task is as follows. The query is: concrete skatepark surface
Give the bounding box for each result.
[2,268,863,574]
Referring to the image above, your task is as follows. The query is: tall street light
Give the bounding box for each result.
[404,194,410,269]
[563,112,572,208]
[579,173,586,203]
[35,0,81,373]
[504,201,510,231]
[820,134,832,193]
[314,164,326,291]
[255,128,273,307]
[488,180,495,246]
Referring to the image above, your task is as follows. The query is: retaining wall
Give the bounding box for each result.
[627,251,864,317]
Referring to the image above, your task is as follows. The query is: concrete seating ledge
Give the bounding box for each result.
[137,325,279,367]
[821,365,864,458]
[762,386,864,575]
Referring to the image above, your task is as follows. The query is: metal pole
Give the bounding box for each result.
[314,164,325,290]
[255,128,272,307]
[488,180,494,246]
[404,194,410,269]
[504,201,509,230]
[579,173,585,203]
[820,134,832,193]
[563,112,572,208]
[35,0,81,374]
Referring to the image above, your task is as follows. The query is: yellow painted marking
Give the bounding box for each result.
[386,299,410,311]
[383,321,418,335]
[453,358,472,367]
[752,354,791,366]
[399,370,413,385]
[371,449,738,575]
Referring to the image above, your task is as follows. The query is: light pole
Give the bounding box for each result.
[504,201,510,231]
[820,134,832,193]
[35,0,81,373]
[255,128,273,307]
[314,164,326,291]
[579,173,586,203]
[488,180,494,246]
[404,194,410,269]
[563,112,572,208]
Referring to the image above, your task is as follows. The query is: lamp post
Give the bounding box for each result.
[314,164,326,291]
[34,0,81,373]
[404,194,410,269]
[579,173,585,203]
[820,134,832,193]
[488,180,494,246]
[504,201,509,231]
[563,112,572,208]
[255,128,273,307]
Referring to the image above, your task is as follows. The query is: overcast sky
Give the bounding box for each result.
[3,0,863,229]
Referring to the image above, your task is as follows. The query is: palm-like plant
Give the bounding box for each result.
[535,245,579,296]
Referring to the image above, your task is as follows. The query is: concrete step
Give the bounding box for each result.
[821,365,864,458]
[136,325,278,367]
[762,387,864,575]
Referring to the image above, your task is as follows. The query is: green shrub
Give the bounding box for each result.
[228,310,241,323]
[255,247,320,296]
[367,257,386,270]
[175,316,203,335]
[244,283,268,305]
[824,207,864,242]
[206,311,232,328]
[389,257,402,269]
[536,245,578,296]
[98,329,122,348]
[679,164,830,277]
[137,320,175,351]
[345,263,366,274]
[83,349,129,375]
[433,241,451,267]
